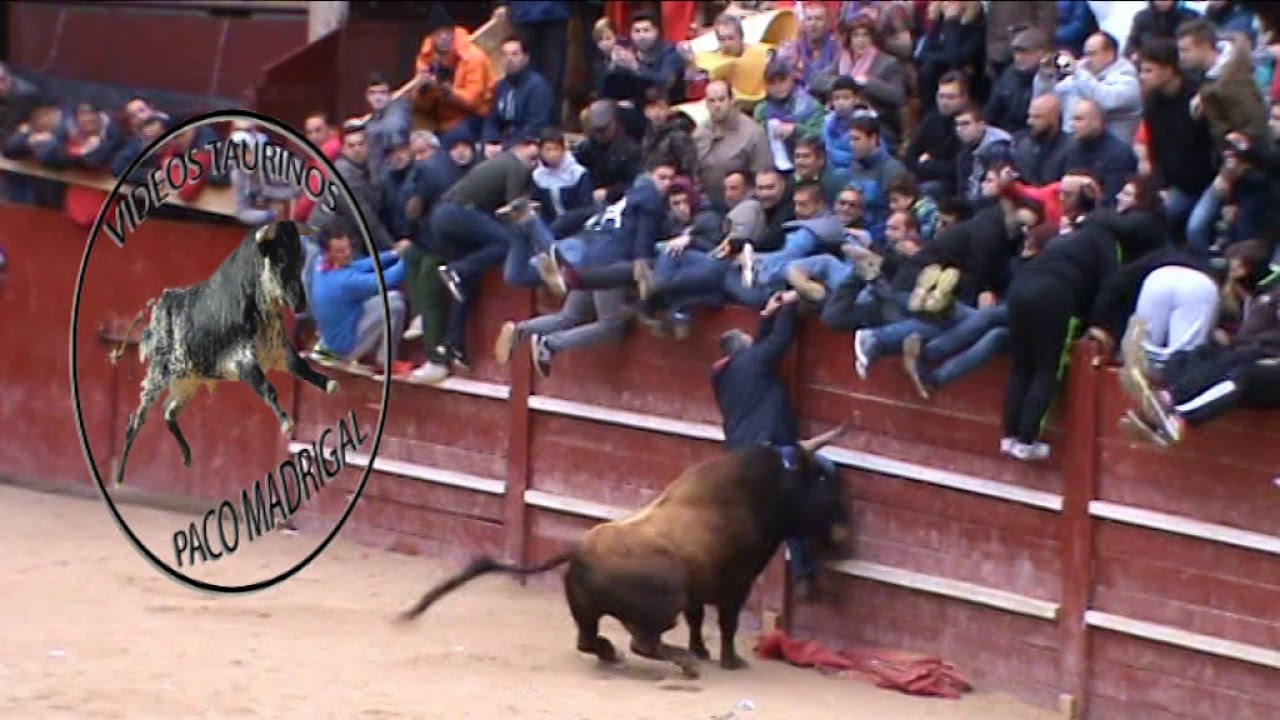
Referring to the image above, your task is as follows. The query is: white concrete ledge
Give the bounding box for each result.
[527,395,725,441]
[523,489,629,521]
[527,396,1064,513]
[287,442,507,496]
[1090,501,1280,557]
[821,447,1064,512]
[390,376,511,401]
[1085,610,1280,671]
[828,559,1061,621]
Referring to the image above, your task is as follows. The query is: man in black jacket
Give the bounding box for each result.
[1011,94,1069,186]
[1137,38,1214,243]
[1001,182,1121,460]
[575,100,643,207]
[712,291,838,600]
[431,132,540,368]
[985,28,1050,134]
[906,70,966,199]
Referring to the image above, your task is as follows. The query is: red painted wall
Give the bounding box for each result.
[3,202,1278,718]
[8,3,307,102]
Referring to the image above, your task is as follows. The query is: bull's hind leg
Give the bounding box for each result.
[565,563,620,665]
[624,623,701,680]
[237,362,294,435]
[116,372,165,487]
[163,380,201,468]
[285,343,338,394]
[684,604,711,660]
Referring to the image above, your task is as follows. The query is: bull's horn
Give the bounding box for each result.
[799,423,849,454]
[293,222,317,237]
[254,224,277,244]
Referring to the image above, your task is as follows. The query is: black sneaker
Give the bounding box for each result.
[438,265,465,303]
[448,346,471,373]
[530,334,553,378]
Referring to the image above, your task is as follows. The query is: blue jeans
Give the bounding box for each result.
[1162,187,1196,248]
[653,245,728,311]
[1185,177,1268,258]
[920,303,1010,388]
[503,217,557,287]
[786,254,855,292]
[865,302,976,360]
[432,202,512,279]
[755,228,821,287]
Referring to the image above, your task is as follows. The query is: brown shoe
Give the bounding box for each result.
[786,266,826,303]
[494,320,518,365]
[633,260,656,300]
[535,250,567,296]
[902,333,932,400]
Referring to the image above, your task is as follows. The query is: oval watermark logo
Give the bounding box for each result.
[69,108,392,594]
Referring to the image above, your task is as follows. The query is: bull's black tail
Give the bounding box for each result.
[108,297,158,366]
[396,550,575,623]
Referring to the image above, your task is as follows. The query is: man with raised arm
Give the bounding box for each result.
[711,289,839,601]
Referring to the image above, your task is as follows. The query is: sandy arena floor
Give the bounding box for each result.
[0,484,1060,720]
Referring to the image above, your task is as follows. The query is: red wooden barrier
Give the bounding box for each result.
[3,202,1278,719]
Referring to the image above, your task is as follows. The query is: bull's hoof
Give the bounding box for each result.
[690,645,711,661]
[679,663,702,680]
[719,654,748,671]
[325,379,339,394]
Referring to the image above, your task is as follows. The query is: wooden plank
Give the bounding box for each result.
[527,395,725,441]
[827,559,1061,621]
[524,489,628,522]
[418,376,511,401]
[824,446,1064,512]
[1085,610,1280,671]
[99,0,307,12]
[287,441,505,496]
[0,156,238,218]
[528,394,1063,511]
[1090,501,1280,558]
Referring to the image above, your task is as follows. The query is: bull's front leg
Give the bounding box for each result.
[237,361,294,435]
[716,592,750,670]
[284,342,339,394]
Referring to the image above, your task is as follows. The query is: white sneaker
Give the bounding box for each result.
[1007,441,1051,462]
[999,437,1017,455]
[408,361,448,384]
[403,315,423,340]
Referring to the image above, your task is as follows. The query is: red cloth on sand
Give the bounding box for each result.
[753,630,973,699]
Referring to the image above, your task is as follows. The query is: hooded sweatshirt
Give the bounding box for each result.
[532,150,592,221]
[959,125,1013,201]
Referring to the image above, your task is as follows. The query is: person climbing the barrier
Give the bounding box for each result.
[711,288,839,601]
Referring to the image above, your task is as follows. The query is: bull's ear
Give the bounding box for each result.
[798,423,849,455]
[254,223,277,244]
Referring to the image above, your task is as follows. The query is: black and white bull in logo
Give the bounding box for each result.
[108,220,338,487]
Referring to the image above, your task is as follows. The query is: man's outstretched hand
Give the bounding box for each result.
[761,290,799,317]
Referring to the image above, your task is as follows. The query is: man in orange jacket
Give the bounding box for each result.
[413,5,497,137]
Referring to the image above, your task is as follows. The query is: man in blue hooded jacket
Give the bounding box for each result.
[310,224,411,375]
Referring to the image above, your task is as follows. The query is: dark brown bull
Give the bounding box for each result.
[396,424,851,679]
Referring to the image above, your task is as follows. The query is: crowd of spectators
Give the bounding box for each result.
[6,0,1280,461]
